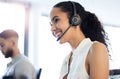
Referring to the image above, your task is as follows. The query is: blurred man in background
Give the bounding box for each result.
[0,29,36,79]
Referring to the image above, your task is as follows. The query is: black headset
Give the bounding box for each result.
[70,1,81,26]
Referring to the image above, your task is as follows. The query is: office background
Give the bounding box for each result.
[0,0,120,79]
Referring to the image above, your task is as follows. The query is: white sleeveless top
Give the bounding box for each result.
[59,38,93,79]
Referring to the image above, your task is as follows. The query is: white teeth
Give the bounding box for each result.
[55,32,61,38]
[52,28,62,38]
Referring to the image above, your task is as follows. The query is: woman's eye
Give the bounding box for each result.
[50,18,60,26]
[54,18,59,24]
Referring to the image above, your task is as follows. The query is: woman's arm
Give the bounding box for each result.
[89,42,109,79]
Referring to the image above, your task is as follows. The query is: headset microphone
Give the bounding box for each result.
[57,25,71,41]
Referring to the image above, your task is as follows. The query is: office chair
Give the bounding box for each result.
[37,68,42,79]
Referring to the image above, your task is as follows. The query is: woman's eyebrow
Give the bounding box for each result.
[51,16,58,21]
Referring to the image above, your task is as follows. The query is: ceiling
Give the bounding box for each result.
[10,0,120,27]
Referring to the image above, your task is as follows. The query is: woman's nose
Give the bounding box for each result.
[51,25,56,33]
[50,22,57,31]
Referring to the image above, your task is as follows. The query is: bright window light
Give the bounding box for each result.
[0,2,26,76]
[105,26,120,69]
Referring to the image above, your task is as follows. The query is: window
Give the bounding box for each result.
[105,26,120,69]
[0,1,26,76]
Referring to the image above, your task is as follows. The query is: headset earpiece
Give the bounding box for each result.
[71,15,81,26]
[70,1,81,26]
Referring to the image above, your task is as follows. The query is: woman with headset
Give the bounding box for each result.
[50,1,110,79]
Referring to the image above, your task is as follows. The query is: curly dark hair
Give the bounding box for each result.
[53,1,110,52]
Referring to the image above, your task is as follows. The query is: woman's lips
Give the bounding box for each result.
[53,29,62,38]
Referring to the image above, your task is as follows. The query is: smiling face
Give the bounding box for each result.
[50,7,74,43]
